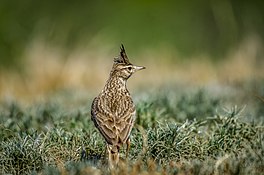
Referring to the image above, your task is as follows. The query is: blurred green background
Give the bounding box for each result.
[0,0,264,101]
[1,0,264,68]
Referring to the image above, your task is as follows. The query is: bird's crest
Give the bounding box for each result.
[114,44,131,64]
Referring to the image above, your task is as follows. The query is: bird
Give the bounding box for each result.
[91,44,145,167]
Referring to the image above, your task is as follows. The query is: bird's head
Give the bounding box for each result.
[110,44,145,80]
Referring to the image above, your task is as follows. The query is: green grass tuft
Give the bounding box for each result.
[0,89,263,174]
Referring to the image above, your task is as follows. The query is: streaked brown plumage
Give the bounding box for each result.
[91,44,145,167]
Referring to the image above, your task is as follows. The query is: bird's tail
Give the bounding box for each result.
[107,144,119,168]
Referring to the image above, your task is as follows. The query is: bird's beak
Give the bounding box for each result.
[133,65,146,72]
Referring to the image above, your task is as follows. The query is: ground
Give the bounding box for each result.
[0,84,263,174]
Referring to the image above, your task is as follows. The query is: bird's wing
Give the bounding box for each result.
[91,97,116,145]
[116,106,136,144]
[91,96,136,145]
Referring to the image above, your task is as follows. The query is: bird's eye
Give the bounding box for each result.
[128,67,132,71]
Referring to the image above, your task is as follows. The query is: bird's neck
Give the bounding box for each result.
[103,76,127,92]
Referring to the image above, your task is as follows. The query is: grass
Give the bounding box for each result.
[0,88,263,174]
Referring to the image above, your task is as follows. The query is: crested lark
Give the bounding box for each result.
[91,44,145,167]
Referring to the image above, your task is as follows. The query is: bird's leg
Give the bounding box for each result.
[107,145,114,169]
[126,138,130,158]
[107,144,119,169]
